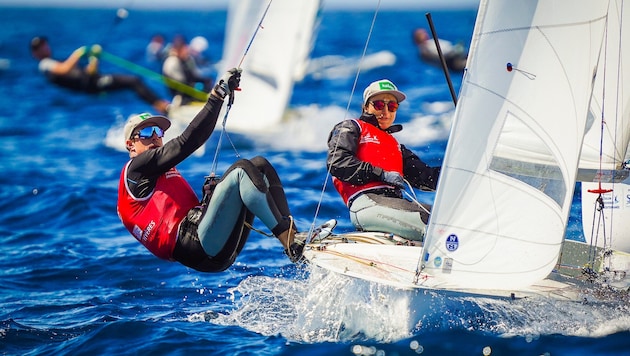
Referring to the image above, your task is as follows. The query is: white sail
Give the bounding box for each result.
[577,0,630,269]
[421,0,608,290]
[578,0,630,181]
[218,0,322,133]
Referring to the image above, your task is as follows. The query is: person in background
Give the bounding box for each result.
[412,28,467,73]
[117,68,304,272]
[162,35,213,105]
[188,36,211,67]
[326,79,441,241]
[146,33,168,63]
[30,36,170,114]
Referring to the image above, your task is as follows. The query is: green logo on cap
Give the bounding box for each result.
[378,81,396,91]
[138,113,151,121]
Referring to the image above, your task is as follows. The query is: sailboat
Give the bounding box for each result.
[168,0,323,134]
[303,0,612,299]
[558,0,630,289]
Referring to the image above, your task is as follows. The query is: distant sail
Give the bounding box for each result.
[218,0,322,133]
[579,0,630,258]
[578,0,630,182]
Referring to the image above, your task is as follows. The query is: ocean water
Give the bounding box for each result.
[1,5,629,356]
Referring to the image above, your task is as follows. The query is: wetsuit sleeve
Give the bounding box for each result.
[327,120,383,185]
[401,144,440,191]
[125,95,224,198]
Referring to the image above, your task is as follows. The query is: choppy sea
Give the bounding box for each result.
[1,5,629,356]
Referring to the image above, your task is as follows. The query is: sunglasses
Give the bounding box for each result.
[370,100,399,112]
[135,126,164,139]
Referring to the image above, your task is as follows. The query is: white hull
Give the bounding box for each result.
[304,232,583,301]
[303,0,615,309]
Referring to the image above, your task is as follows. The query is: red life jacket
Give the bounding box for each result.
[333,119,404,205]
[117,162,200,260]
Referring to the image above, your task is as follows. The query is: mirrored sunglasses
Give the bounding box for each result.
[370,100,399,112]
[136,126,164,139]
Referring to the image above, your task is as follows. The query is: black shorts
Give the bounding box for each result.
[172,206,253,272]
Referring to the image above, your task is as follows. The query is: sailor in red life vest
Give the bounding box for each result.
[117,68,303,272]
[327,79,441,241]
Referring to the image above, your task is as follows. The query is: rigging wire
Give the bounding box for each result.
[605,0,625,268]
[209,0,274,176]
[99,51,209,101]
[584,9,612,274]
[305,0,384,243]
[237,0,274,69]
[584,1,624,275]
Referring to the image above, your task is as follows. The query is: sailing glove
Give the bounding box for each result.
[381,170,405,188]
[89,44,102,58]
[72,46,87,58]
[213,67,242,100]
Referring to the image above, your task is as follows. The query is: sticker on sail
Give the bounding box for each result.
[433,256,442,268]
[443,257,453,274]
[445,234,459,251]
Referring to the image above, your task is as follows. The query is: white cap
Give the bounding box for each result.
[362,79,406,106]
[189,36,209,53]
[123,112,171,142]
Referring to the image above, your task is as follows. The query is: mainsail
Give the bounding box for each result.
[421,0,608,290]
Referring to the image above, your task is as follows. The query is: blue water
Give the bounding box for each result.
[1,5,629,356]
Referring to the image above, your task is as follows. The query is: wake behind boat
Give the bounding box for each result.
[303,0,627,302]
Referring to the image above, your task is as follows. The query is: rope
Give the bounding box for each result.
[244,215,297,261]
[401,179,432,215]
[285,215,301,261]
[99,50,209,102]
[93,5,210,102]
[583,2,625,274]
[209,0,274,176]
[317,249,419,275]
[210,104,240,175]
[244,221,274,237]
[238,0,273,69]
